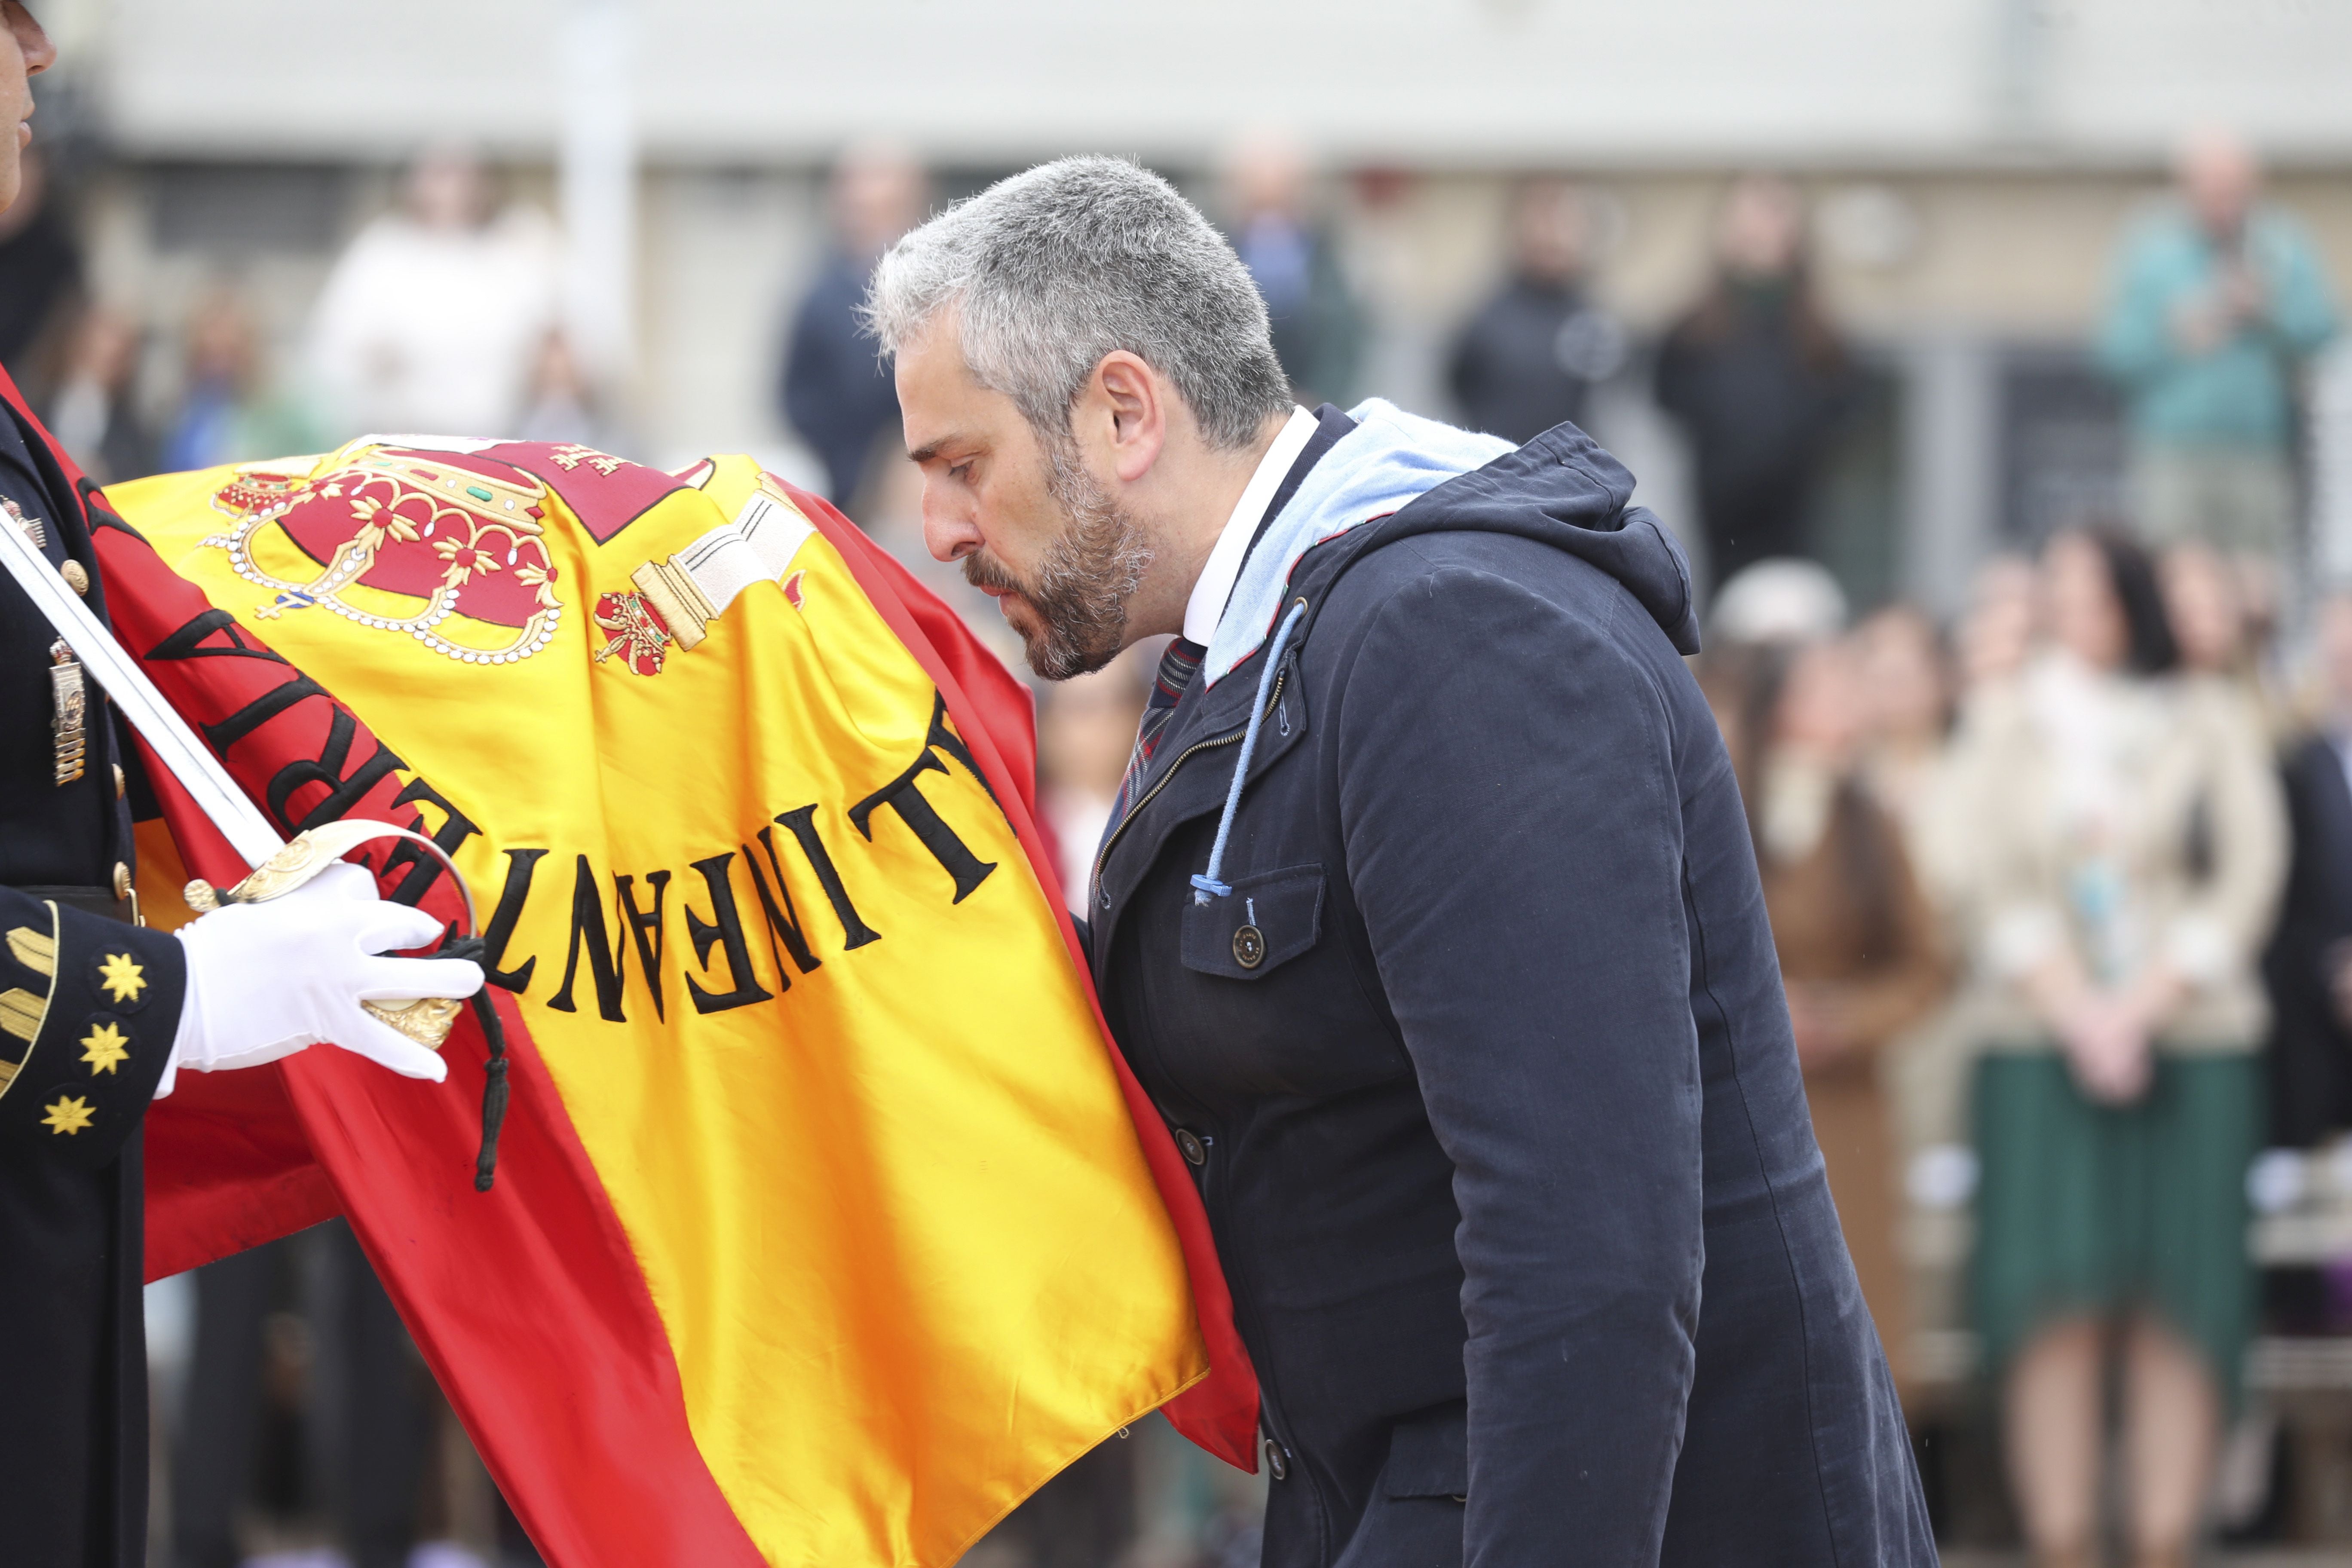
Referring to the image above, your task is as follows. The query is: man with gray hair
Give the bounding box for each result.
[869,156,1931,1567]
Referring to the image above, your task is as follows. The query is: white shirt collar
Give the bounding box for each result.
[1182,405,1318,647]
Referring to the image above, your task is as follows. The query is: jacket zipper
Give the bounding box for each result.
[1090,669,1289,896]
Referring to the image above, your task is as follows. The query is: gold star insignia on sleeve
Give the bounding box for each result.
[80,1022,129,1075]
[97,953,146,1004]
[41,1094,94,1135]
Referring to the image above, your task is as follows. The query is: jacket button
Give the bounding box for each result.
[1231,924,1265,968]
[112,763,125,799]
[1175,1128,1207,1166]
[1264,1437,1289,1480]
[61,560,90,595]
[112,862,132,901]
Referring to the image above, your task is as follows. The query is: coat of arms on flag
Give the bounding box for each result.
[91,436,1259,1568]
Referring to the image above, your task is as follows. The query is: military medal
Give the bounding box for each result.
[48,638,85,786]
[3,495,46,550]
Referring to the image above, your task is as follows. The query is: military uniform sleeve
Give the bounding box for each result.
[0,884,183,1166]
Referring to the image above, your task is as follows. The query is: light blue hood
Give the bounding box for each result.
[1200,398,1514,690]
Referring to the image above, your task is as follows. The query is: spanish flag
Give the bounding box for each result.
[65,426,1258,1566]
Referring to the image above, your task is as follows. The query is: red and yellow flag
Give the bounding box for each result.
[52,420,1258,1566]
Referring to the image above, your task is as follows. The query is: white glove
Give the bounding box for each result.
[157,862,484,1099]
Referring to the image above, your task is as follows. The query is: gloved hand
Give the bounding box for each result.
[157,862,484,1098]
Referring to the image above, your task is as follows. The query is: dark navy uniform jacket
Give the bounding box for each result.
[1087,413,1933,1566]
[0,372,185,1568]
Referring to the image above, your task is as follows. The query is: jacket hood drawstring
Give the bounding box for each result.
[1191,598,1308,906]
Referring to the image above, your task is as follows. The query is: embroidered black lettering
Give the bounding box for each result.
[265,707,406,834]
[199,673,327,754]
[925,692,1001,811]
[848,752,996,903]
[481,848,548,990]
[548,854,629,1021]
[145,608,292,667]
[380,777,482,907]
[614,871,672,1021]
[79,480,142,540]
[771,806,880,949]
[681,853,773,1015]
[742,833,820,989]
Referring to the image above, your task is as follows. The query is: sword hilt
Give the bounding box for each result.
[183,821,481,1050]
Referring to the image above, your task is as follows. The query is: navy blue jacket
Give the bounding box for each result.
[1087,419,1932,1566]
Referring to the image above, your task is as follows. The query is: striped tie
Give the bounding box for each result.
[1106,637,1204,842]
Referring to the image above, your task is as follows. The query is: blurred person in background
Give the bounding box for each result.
[1654,174,1857,588]
[1845,602,1991,1424]
[1957,553,2041,693]
[1221,134,1364,407]
[515,327,611,451]
[2160,540,2252,683]
[1936,530,2285,1568]
[159,289,319,472]
[1695,557,1847,771]
[1888,555,2041,1229]
[0,143,80,406]
[172,1225,432,1568]
[1036,655,1147,913]
[1712,631,1948,1400]
[46,306,151,485]
[984,1441,1140,1568]
[2158,539,2300,751]
[1446,179,1625,444]
[1853,603,1957,863]
[1706,555,1847,648]
[779,143,927,509]
[2097,128,2337,566]
[2264,588,2352,1152]
[308,145,558,441]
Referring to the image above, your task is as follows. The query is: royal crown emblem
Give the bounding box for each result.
[204,446,564,665]
[591,590,673,675]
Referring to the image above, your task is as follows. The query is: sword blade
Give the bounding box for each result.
[0,518,285,869]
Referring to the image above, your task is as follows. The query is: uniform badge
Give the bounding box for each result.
[49,638,85,786]
[96,952,145,1005]
[3,495,45,548]
[80,1021,129,1075]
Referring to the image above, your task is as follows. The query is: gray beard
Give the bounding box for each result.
[963,441,1154,681]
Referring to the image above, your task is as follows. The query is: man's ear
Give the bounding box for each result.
[1090,351,1166,485]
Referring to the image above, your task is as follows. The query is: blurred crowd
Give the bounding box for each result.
[1,143,609,501]
[5,114,2349,1567]
[1700,537,2292,1565]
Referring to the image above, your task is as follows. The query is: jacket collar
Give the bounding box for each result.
[1088,518,1382,962]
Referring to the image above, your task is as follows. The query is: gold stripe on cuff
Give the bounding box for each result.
[7,925,57,977]
[0,904,63,1104]
[0,989,43,1041]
